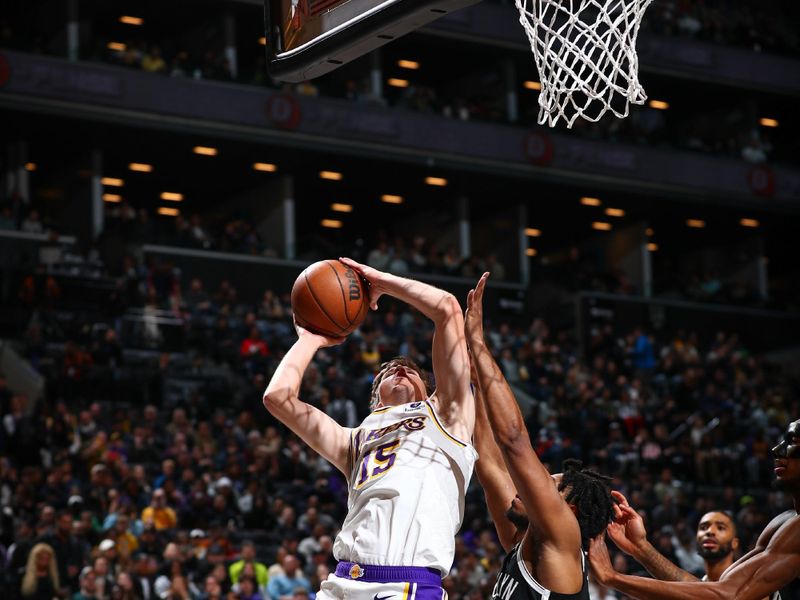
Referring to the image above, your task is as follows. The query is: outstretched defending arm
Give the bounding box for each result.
[469,355,520,552]
[340,257,473,439]
[465,273,580,552]
[589,514,800,600]
[607,491,698,582]
[262,324,351,476]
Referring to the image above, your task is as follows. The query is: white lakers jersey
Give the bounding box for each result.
[333,399,477,576]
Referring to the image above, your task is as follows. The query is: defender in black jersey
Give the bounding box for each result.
[588,418,800,600]
[465,274,615,600]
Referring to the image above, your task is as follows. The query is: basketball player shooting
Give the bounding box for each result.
[263,257,476,600]
[465,272,615,600]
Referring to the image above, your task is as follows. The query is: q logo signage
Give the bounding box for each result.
[747,165,775,198]
[523,132,554,166]
[266,94,301,130]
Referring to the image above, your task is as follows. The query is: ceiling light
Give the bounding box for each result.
[398,60,419,70]
[580,196,601,206]
[605,208,625,217]
[526,248,537,257]
[524,81,542,90]
[103,193,122,203]
[129,163,153,172]
[647,243,658,251]
[759,118,779,128]
[258,37,267,46]
[24,162,37,172]
[119,16,143,25]
[648,100,670,110]
[107,42,126,52]
[158,207,180,217]
[101,177,124,186]
[160,192,184,201]
[193,146,218,156]
[331,203,353,213]
[524,228,541,237]
[687,219,705,228]
[381,194,403,204]
[319,170,343,181]
[253,162,277,172]
[425,176,447,187]
[646,227,654,236]
[387,78,410,88]
[592,222,612,231]
[321,219,343,229]
[740,218,759,228]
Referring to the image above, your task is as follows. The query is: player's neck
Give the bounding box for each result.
[704,554,733,582]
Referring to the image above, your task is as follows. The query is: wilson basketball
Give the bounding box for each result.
[291,260,369,337]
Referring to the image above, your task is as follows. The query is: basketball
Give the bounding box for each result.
[291,260,369,338]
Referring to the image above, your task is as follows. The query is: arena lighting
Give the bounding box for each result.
[193,146,218,156]
[646,227,654,236]
[760,118,779,128]
[319,171,343,181]
[580,197,601,206]
[119,16,144,25]
[524,228,541,237]
[605,208,625,217]
[129,163,153,172]
[388,78,410,88]
[107,42,126,52]
[321,219,344,228]
[647,242,658,251]
[103,193,122,203]
[592,222,612,231]
[398,60,420,70]
[101,177,124,187]
[425,176,448,187]
[687,219,706,228]
[526,248,538,257]
[381,194,403,204]
[524,81,542,90]
[259,37,267,46]
[331,203,353,213]
[24,162,37,172]
[648,99,670,110]
[253,163,277,172]
[158,207,180,216]
[160,192,184,201]
[740,218,760,228]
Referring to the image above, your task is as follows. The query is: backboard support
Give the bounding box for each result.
[264,0,481,83]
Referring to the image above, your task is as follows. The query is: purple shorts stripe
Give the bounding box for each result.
[334,562,442,585]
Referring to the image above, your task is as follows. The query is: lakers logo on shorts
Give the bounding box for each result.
[349,564,365,579]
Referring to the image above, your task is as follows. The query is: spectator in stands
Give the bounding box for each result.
[229,540,269,589]
[21,209,44,234]
[141,490,177,531]
[266,555,310,600]
[142,45,167,74]
[21,543,61,599]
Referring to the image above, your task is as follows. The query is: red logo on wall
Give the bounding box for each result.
[523,132,554,166]
[266,94,301,130]
[747,165,775,197]
[0,53,10,88]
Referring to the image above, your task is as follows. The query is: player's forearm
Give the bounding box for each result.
[608,573,725,600]
[473,378,507,469]
[633,541,699,582]
[263,336,320,407]
[379,273,460,323]
[470,341,527,448]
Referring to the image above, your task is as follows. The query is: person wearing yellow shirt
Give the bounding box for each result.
[140,490,177,530]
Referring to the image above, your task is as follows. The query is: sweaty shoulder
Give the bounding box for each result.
[765,511,800,552]
[758,511,798,550]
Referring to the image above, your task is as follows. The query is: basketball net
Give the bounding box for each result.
[516,0,653,128]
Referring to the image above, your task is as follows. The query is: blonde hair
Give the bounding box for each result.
[21,543,60,597]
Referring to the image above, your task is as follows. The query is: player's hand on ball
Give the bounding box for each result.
[294,317,345,348]
[338,257,387,311]
[465,272,489,345]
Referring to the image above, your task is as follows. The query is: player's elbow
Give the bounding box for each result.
[262,388,291,415]
[494,427,528,453]
[433,292,462,322]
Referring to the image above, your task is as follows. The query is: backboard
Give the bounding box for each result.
[264,0,481,83]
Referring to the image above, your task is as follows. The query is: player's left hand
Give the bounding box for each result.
[588,534,618,586]
[339,257,387,311]
[465,272,489,345]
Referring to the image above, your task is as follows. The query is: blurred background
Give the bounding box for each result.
[1,0,799,599]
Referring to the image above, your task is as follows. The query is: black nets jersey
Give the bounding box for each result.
[492,543,590,600]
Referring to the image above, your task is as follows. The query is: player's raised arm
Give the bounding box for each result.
[469,353,521,552]
[262,322,352,476]
[339,257,473,439]
[589,515,800,600]
[465,273,580,552]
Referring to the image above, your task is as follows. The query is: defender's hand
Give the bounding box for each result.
[465,272,489,346]
[589,535,618,586]
[607,490,648,556]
